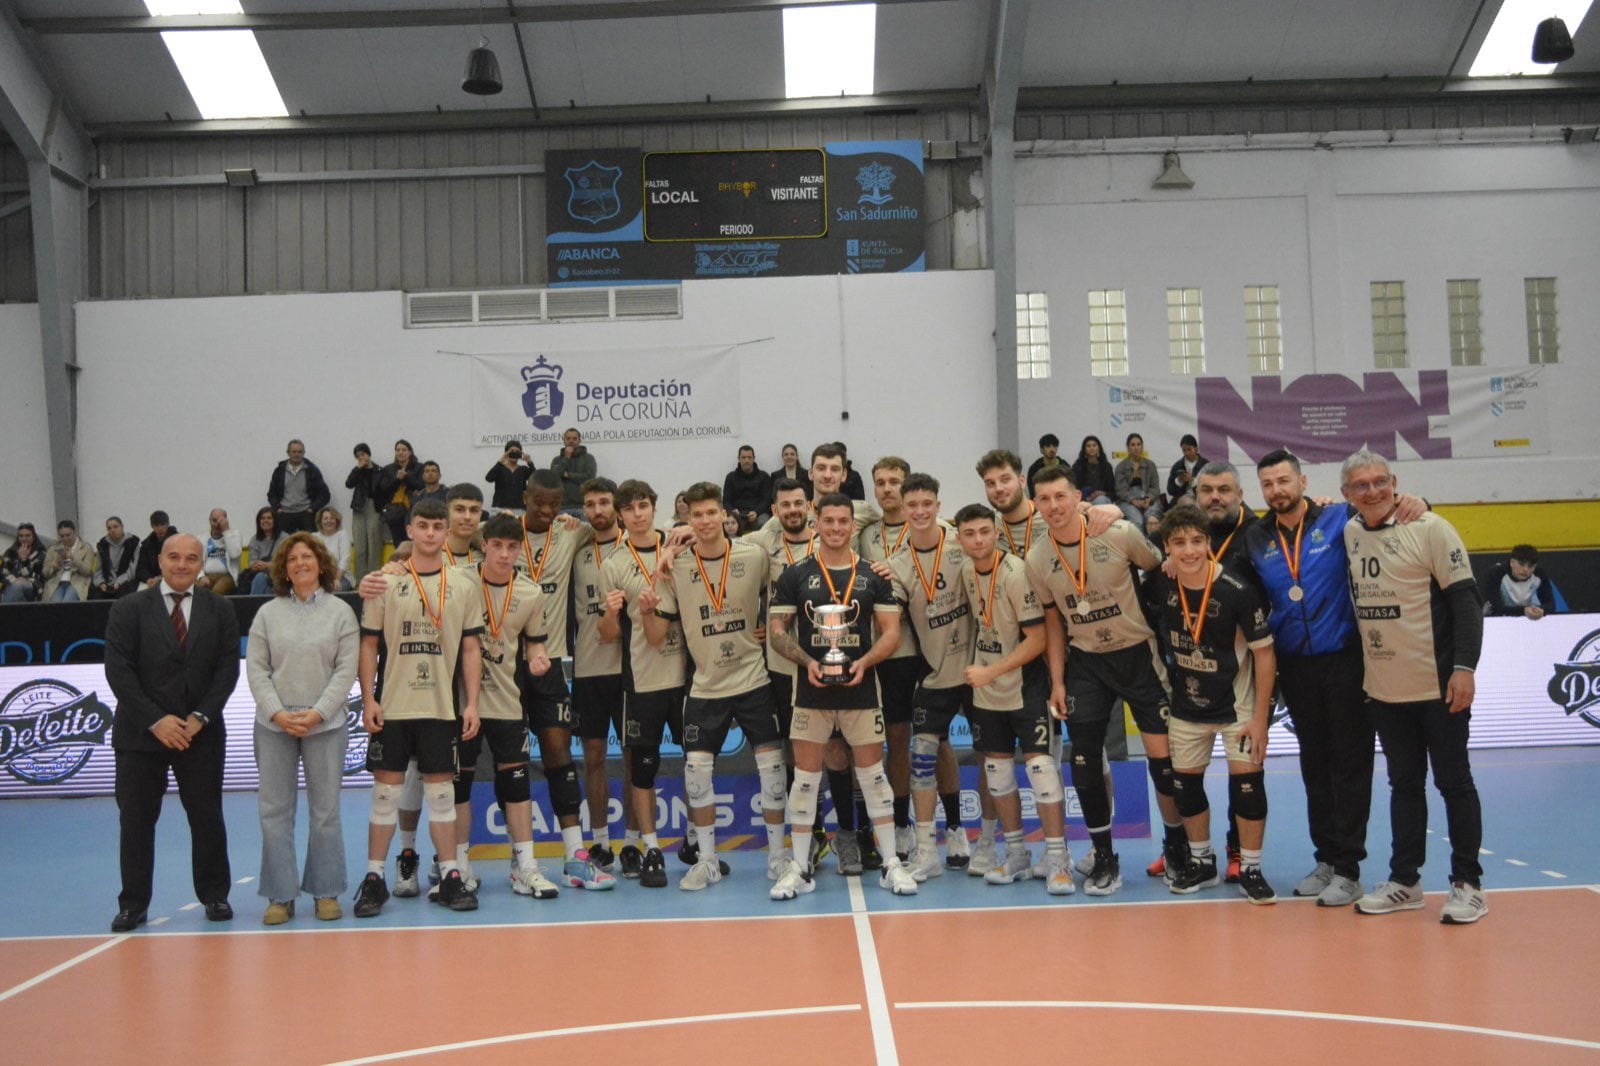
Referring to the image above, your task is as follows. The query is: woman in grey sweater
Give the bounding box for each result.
[246,531,359,924]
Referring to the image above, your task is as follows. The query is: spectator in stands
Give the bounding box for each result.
[723,444,771,527]
[245,507,282,595]
[314,507,353,590]
[1167,434,1208,503]
[723,509,746,539]
[415,461,448,506]
[1114,432,1164,533]
[268,439,331,536]
[671,492,690,527]
[550,427,597,510]
[836,441,866,501]
[197,508,242,597]
[485,441,534,512]
[1483,544,1559,619]
[43,519,95,602]
[771,443,812,501]
[345,443,385,581]
[1027,433,1064,495]
[1071,434,1117,505]
[1,523,45,602]
[375,439,424,548]
[94,516,140,599]
[135,511,177,587]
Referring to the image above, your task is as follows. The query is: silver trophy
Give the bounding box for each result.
[805,601,860,685]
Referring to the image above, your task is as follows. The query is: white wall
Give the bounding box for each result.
[1013,139,1600,504]
[0,304,55,532]
[71,271,999,537]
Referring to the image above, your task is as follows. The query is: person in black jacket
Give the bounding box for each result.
[485,441,535,511]
[1070,435,1117,505]
[345,442,385,581]
[267,439,332,535]
[722,444,771,526]
[1482,544,1558,619]
[1166,434,1208,503]
[134,511,177,588]
[769,443,812,502]
[374,439,425,548]
[836,441,866,501]
[1026,433,1064,495]
[94,516,141,599]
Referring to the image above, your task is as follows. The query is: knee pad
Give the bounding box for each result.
[789,768,823,835]
[853,762,894,820]
[1229,771,1267,821]
[909,734,939,793]
[984,758,1018,799]
[683,750,715,808]
[453,766,476,807]
[1147,756,1174,798]
[424,780,456,821]
[369,781,402,826]
[1025,755,1064,806]
[755,746,787,812]
[399,763,423,811]
[494,764,531,806]
[546,762,581,819]
[1173,771,1210,819]
[630,746,661,790]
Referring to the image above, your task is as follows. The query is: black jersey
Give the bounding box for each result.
[770,554,897,711]
[1143,564,1273,724]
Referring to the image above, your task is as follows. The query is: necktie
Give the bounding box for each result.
[171,591,188,651]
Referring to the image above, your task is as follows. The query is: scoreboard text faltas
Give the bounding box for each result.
[642,149,828,242]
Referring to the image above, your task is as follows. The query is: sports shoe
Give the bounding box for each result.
[437,869,478,912]
[679,857,723,891]
[618,845,644,880]
[894,825,915,862]
[1316,874,1362,908]
[943,827,971,869]
[810,828,831,870]
[510,864,560,899]
[1084,851,1123,897]
[1146,852,1167,878]
[908,846,943,883]
[1238,865,1277,905]
[880,862,919,896]
[768,848,792,882]
[858,827,884,871]
[429,869,480,902]
[1354,880,1425,915]
[1225,845,1242,885]
[1074,851,1096,877]
[428,855,442,887]
[770,858,815,901]
[1044,850,1076,896]
[967,835,1000,877]
[833,831,863,876]
[392,849,421,898]
[1170,855,1221,894]
[1294,861,1334,897]
[589,843,615,873]
[353,872,389,918]
[674,837,731,875]
[1440,881,1488,925]
[985,848,1034,885]
[640,847,668,889]
[563,849,618,891]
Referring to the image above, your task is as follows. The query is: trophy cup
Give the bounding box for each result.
[805,601,860,685]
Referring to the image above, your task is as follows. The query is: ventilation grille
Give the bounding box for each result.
[404,285,682,327]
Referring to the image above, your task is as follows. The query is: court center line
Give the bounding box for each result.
[895,1000,1600,1051]
[320,1003,861,1065]
[0,936,125,1005]
[847,877,900,1066]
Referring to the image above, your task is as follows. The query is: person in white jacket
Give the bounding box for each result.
[43,520,97,602]
[197,508,243,596]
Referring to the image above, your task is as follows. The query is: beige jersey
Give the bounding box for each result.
[744,525,820,679]
[859,516,919,660]
[1344,512,1479,703]
[999,503,1049,561]
[456,565,545,721]
[361,565,485,722]
[601,534,687,694]
[571,529,626,679]
[511,520,591,658]
[887,528,974,689]
[658,537,770,699]
[1026,520,1161,653]
[962,552,1045,710]
[441,542,484,569]
[760,498,879,548]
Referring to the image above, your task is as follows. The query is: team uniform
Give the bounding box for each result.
[961,552,1050,755]
[571,529,627,743]
[453,565,543,781]
[601,535,688,752]
[513,521,592,732]
[744,525,818,731]
[860,519,924,726]
[887,529,975,740]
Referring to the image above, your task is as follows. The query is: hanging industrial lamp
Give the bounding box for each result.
[1531,17,1575,65]
[462,38,504,95]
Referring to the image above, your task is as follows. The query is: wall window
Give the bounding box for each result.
[1088,289,1128,377]
[1244,284,1282,374]
[1166,287,1205,375]
[1446,279,1483,366]
[1015,292,1051,379]
[1370,281,1408,369]
[1525,276,1560,364]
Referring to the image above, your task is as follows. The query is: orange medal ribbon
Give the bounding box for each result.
[1048,517,1088,598]
[880,520,910,557]
[910,528,946,605]
[1177,561,1218,648]
[1001,502,1036,558]
[782,532,816,567]
[693,540,732,614]
[480,567,515,641]
[1273,501,1308,588]
[522,525,554,583]
[976,550,1001,629]
[819,551,859,607]
[1210,509,1246,564]
[405,559,445,630]
[626,532,662,587]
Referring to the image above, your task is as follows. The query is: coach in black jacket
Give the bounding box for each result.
[104,533,241,932]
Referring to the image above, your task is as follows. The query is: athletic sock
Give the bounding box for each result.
[1191,842,1215,861]
[916,823,936,851]
[940,791,963,828]
[765,822,787,853]
[828,769,856,831]
[624,828,641,848]
[979,817,998,844]
[439,859,459,876]
[593,827,611,849]
[853,788,870,832]
[873,822,898,865]
[893,794,911,828]
[643,832,660,851]
[455,843,472,878]
[1090,828,1113,855]
[398,828,417,852]
[692,822,716,859]
[511,841,533,870]
[1241,848,1262,869]
[1003,828,1026,854]
[1045,836,1067,856]
[1163,822,1186,848]
[561,824,584,862]
[367,859,385,876]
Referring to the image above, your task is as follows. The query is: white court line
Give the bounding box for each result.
[320,1003,860,1065]
[236,876,255,884]
[895,1000,1600,1052]
[1506,859,1529,867]
[1542,870,1569,879]
[148,916,169,926]
[179,902,201,912]
[1479,848,1495,855]
[846,878,899,1066]
[0,936,125,1005]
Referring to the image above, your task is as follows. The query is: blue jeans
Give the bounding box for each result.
[50,583,81,602]
[254,723,349,901]
[2,583,38,603]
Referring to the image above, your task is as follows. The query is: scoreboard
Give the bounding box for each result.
[643,149,828,242]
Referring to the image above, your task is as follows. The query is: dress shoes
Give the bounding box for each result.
[111,908,148,933]
[204,900,234,922]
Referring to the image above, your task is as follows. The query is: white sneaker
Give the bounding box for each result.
[1044,850,1076,896]
[880,861,919,896]
[1440,881,1488,925]
[679,858,723,891]
[984,848,1034,885]
[908,846,943,883]
[894,824,915,861]
[1294,861,1335,897]
[770,858,815,901]
[1074,851,1096,877]
[509,863,560,900]
[943,826,971,869]
[1316,874,1362,908]
[1354,880,1426,915]
[968,835,1000,877]
[767,848,792,882]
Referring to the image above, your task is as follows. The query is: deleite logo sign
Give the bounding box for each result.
[0,678,113,784]
[1548,629,1600,728]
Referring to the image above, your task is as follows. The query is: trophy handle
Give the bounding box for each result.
[803,601,819,625]
[844,601,861,626]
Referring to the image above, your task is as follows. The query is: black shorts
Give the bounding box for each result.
[968,705,1056,756]
[1064,640,1170,735]
[367,718,457,776]
[520,667,575,734]
[682,684,782,753]
[458,717,531,772]
[910,682,972,739]
[571,673,624,743]
[623,686,684,749]
[877,656,923,727]
[768,670,795,735]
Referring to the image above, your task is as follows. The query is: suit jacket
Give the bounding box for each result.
[105,585,241,753]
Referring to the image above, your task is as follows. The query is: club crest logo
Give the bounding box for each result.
[521,356,566,431]
[564,161,624,224]
[856,161,896,206]
[0,679,113,784]
[1549,629,1600,729]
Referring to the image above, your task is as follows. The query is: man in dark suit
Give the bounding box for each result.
[104,533,240,932]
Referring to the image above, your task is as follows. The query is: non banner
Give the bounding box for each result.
[468,345,742,448]
[1095,367,1549,463]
